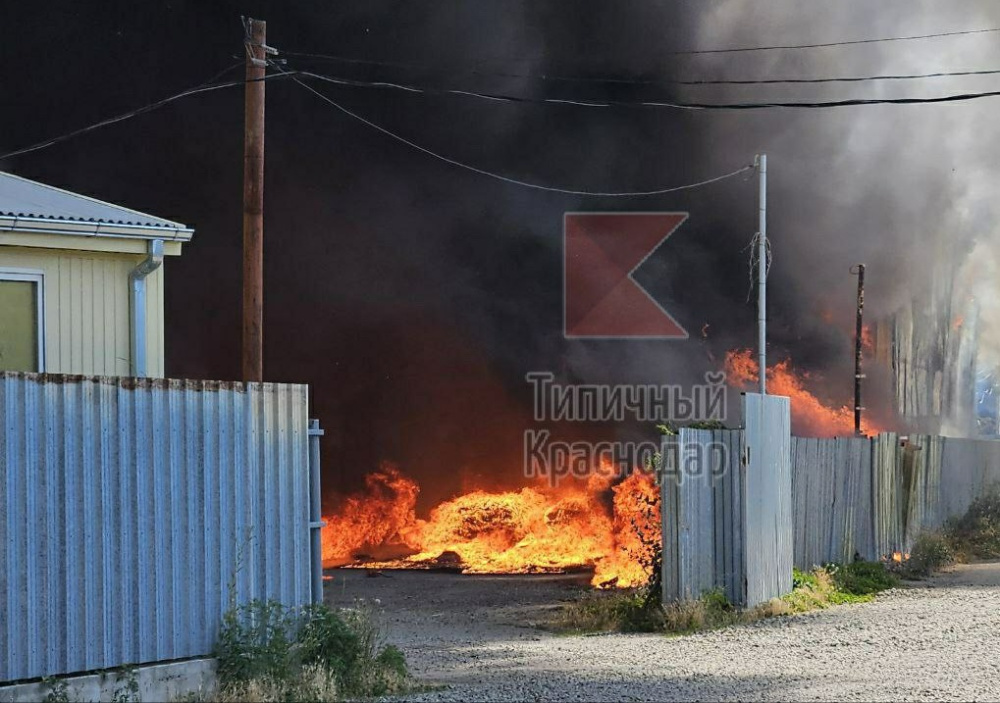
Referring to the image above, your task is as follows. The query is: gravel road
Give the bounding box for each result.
[326,563,1000,702]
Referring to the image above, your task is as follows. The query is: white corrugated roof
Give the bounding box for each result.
[0,171,193,236]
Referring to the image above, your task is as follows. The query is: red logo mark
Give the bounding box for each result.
[564,212,689,339]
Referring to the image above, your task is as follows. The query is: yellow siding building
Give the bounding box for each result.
[0,172,194,377]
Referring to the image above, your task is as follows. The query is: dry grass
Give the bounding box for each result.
[208,664,340,702]
[549,562,897,636]
[946,489,1000,563]
[201,598,410,702]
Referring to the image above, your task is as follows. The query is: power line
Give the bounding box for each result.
[675,67,1000,86]
[284,25,1000,75]
[0,73,293,162]
[296,68,1000,110]
[286,50,1000,87]
[671,25,1000,55]
[289,72,756,197]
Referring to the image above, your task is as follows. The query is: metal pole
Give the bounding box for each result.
[308,419,326,604]
[757,154,767,394]
[853,264,866,435]
[242,18,266,382]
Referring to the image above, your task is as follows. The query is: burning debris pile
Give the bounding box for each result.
[322,464,659,588]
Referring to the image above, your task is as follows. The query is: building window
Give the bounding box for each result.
[0,269,44,372]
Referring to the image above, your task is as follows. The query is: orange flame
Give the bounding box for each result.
[725,349,884,437]
[322,464,658,588]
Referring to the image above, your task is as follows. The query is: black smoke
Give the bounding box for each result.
[4,1,997,504]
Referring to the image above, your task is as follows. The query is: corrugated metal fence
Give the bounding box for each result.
[662,393,792,607]
[0,372,320,683]
[938,437,1000,522]
[661,428,742,604]
[791,436,875,567]
[792,432,1000,568]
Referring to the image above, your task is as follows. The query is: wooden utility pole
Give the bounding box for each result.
[852,264,866,435]
[242,17,267,382]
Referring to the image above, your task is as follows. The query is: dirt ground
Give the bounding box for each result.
[325,563,1000,702]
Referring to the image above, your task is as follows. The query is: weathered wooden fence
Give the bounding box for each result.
[0,372,322,683]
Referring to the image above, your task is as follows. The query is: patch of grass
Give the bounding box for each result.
[208,664,340,703]
[208,598,409,701]
[945,488,1000,562]
[549,587,744,635]
[828,561,899,598]
[547,590,659,633]
[779,563,897,612]
[550,562,898,636]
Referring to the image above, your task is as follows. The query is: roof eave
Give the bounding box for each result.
[0,214,194,242]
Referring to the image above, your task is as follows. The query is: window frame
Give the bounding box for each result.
[0,267,46,372]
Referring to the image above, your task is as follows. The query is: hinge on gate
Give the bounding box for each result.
[309,520,327,529]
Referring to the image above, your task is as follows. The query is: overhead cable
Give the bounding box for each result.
[289,73,756,197]
[297,69,1000,110]
[0,72,293,161]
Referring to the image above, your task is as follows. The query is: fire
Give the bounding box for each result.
[592,469,661,588]
[322,464,659,588]
[319,465,419,561]
[725,349,884,437]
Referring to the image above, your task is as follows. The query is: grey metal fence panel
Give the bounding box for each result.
[791,436,875,568]
[661,429,742,604]
[852,437,876,561]
[0,373,314,683]
[902,434,944,547]
[872,433,902,558]
[939,437,1000,522]
[661,434,681,604]
[742,393,793,607]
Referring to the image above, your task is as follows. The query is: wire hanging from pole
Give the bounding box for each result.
[287,69,756,197]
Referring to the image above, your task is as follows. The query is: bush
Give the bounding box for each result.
[339,599,410,697]
[946,489,1000,561]
[297,604,360,683]
[899,532,954,578]
[212,599,408,701]
[215,600,296,685]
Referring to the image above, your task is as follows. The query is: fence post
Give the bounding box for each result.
[308,419,325,604]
